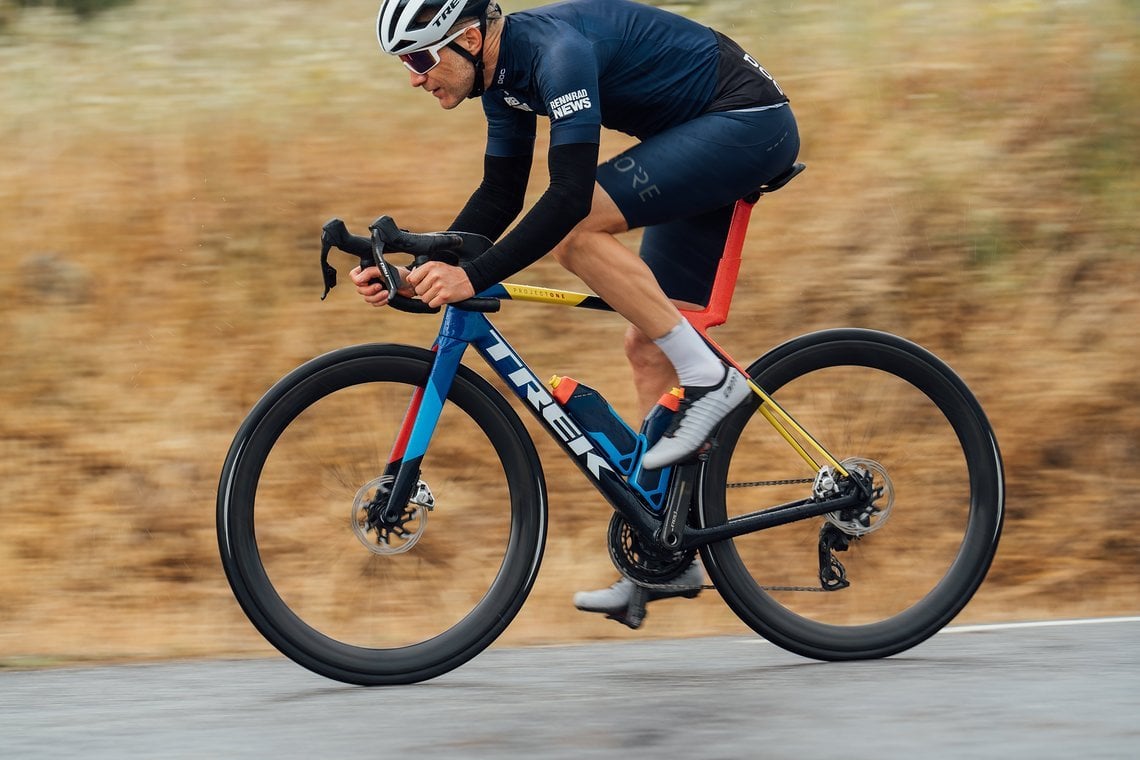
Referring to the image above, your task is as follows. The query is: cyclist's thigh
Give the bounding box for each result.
[640,207,733,305]
[596,104,799,230]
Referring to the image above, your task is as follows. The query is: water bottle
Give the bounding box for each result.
[640,388,684,449]
[633,388,684,512]
[549,376,640,476]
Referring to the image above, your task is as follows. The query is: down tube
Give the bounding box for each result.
[469,319,662,540]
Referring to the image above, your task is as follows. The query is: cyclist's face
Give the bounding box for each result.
[406,32,479,110]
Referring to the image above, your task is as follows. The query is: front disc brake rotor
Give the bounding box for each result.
[351,475,434,555]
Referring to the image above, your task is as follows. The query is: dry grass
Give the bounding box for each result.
[0,0,1137,665]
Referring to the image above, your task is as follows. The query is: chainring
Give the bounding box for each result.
[607,512,695,586]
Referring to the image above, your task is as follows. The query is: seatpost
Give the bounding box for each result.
[682,196,756,334]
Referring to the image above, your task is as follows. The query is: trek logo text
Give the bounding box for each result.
[483,329,613,479]
[431,0,464,28]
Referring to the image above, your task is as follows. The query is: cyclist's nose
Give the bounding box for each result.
[408,70,429,87]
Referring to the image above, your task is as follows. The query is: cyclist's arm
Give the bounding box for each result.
[448,152,532,241]
[459,141,598,294]
[457,30,601,292]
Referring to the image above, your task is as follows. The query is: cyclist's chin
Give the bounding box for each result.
[423,82,467,110]
[434,92,464,110]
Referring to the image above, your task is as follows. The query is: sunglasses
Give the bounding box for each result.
[399,23,480,76]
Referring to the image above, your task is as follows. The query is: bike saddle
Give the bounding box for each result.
[744,162,806,202]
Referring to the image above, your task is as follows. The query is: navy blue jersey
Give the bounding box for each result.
[452,0,792,293]
[483,0,783,156]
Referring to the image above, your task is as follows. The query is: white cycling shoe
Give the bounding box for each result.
[573,562,705,629]
[641,367,751,470]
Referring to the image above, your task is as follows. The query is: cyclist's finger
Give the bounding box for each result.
[366,290,390,308]
[404,265,423,287]
[409,270,444,307]
[409,261,474,307]
[350,265,383,287]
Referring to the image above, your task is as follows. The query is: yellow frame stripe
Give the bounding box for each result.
[501,283,593,306]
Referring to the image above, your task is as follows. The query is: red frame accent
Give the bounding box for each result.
[388,385,425,464]
[680,197,756,334]
[387,344,436,464]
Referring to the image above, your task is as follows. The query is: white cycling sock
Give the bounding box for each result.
[653,321,725,388]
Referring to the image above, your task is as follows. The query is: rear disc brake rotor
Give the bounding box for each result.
[824,457,894,537]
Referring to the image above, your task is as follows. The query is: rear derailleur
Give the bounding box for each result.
[811,458,895,591]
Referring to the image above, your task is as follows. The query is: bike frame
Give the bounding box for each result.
[378,194,861,552]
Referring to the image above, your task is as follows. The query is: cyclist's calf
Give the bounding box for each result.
[624,324,679,415]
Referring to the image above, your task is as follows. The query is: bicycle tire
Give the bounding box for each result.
[217,344,547,685]
[698,329,1003,660]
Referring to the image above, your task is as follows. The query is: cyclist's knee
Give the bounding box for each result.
[551,225,603,272]
[549,233,577,270]
[551,187,628,271]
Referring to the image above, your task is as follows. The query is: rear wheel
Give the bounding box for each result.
[699,329,1003,660]
[217,344,547,684]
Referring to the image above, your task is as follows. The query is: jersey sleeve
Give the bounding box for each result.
[484,96,538,158]
[534,31,602,147]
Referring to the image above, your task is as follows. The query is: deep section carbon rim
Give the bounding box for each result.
[218,345,546,684]
[699,330,1003,660]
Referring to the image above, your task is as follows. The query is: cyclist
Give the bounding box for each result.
[353,0,799,627]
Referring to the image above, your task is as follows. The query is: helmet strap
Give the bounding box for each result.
[447,16,487,99]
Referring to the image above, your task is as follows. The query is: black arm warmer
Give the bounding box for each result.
[461,142,600,293]
[449,153,532,240]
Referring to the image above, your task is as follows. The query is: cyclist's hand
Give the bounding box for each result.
[349,265,413,308]
[405,261,475,308]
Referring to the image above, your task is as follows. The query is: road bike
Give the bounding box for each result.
[217,163,1004,685]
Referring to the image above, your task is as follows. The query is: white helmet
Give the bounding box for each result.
[376,0,492,55]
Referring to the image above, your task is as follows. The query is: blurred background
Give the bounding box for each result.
[0,0,1136,665]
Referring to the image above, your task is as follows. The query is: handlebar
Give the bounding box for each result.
[319,217,500,314]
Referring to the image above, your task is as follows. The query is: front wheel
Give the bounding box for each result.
[217,344,547,685]
[698,329,1003,660]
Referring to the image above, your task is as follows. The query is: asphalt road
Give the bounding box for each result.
[2,618,1137,759]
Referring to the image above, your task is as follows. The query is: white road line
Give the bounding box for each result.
[942,616,1140,634]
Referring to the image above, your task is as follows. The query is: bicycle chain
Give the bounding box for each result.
[631,578,832,593]
[726,477,815,488]
[623,476,831,594]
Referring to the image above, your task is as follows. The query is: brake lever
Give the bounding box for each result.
[319,237,336,300]
[320,218,372,300]
[368,222,440,315]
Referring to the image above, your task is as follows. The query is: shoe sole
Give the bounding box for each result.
[575,587,702,616]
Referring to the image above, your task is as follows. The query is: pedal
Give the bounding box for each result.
[605,584,649,630]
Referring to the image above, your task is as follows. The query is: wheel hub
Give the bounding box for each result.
[816,457,894,537]
[351,475,434,555]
